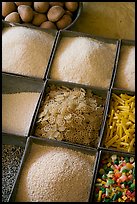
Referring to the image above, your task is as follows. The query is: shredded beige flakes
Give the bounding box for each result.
[35,85,105,147]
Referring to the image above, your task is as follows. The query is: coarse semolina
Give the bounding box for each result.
[2,92,40,136]
[114,45,135,91]
[35,85,105,147]
[15,144,95,202]
[50,36,116,88]
[2,26,54,78]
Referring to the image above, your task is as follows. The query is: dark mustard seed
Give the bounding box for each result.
[2,144,24,202]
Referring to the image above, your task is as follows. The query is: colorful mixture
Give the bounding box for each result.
[94,154,135,202]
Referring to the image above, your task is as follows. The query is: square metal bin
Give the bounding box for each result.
[9,135,98,202]
[29,78,110,149]
[2,133,27,202]
[111,39,135,91]
[98,88,135,154]
[46,29,120,90]
[89,149,135,202]
[2,73,45,137]
[2,20,58,80]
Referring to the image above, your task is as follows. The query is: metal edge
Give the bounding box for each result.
[9,135,97,202]
[28,79,48,137]
[109,40,122,90]
[28,78,109,149]
[88,150,102,202]
[2,21,58,80]
[64,2,83,30]
[89,148,135,201]
[2,73,44,137]
[111,40,135,90]
[8,136,32,202]
[46,29,119,89]
[2,132,27,148]
[99,88,135,154]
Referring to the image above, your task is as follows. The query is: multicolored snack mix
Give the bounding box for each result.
[104,93,135,152]
[93,154,135,202]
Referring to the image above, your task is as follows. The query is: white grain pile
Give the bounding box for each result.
[50,37,116,88]
[2,92,40,136]
[114,45,135,91]
[15,144,95,202]
[2,26,54,78]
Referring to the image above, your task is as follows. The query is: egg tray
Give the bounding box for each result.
[2,2,83,31]
[2,22,135,201]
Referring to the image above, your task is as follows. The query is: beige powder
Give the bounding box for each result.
[114,45,135,91]
[15,144,95,202]
[50,37,116,88]
[2,26,54,78]
[2,92,40,136]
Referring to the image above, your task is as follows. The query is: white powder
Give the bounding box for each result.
[2,26,54,78]
[114,45,135,91]
[2,92,40,136]
[15,144,95,202]
[50,37,116,88]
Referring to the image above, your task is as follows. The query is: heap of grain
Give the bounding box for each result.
[35,85,105,147]
[2,92,40,136]
[114,45,135,91]
[2,144,24,202]
[50,36,116,88]
[2,26,54,78]
[15,144,95,202]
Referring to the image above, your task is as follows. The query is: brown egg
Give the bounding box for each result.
[40,21,57,29]
[56,14,72,29]
[2,2,16,17]
[34,2,49,13]
[15,2,32,7]
[5,12,21,23]
[18,5,33,23]
[32,12,47,26]
[65,2,78,12]
[47,6,65,22]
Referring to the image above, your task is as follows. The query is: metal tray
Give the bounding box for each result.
[9,135,98,202]
[2,20,58,80]
[29,78,110,149]
[89,148,135,202]
[98,88,135,154]
[2,73,44,137]
[46,29,120,90]
[111,39,135,90]
[2,132,27,202]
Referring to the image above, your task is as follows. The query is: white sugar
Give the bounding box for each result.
[16,144,95,202]
[2,92,40,136]
[50,36,116,88]
[2,26,54,78]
